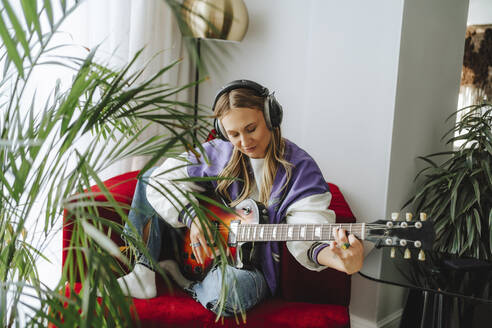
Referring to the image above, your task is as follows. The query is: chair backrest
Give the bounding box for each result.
[62,171,140,269]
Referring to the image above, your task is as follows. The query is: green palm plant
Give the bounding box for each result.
[0,0,233,327]
[405,102,492,261]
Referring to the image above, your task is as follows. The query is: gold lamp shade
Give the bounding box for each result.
[182,0,249,41]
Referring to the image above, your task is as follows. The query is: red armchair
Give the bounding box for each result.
[62,170,355,327]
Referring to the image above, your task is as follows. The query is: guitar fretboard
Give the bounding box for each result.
[236,223,366,242]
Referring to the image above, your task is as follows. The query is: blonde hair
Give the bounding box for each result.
[214,88,292,206]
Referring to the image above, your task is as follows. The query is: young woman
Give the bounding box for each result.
[117,80,364,316]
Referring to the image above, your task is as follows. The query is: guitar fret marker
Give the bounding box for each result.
[273,227,277,239]
[260,227,264,239]
[315,226,321,238]
[300,226,306,238]
[288,227,293,238]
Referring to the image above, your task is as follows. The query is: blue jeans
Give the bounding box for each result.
[123,168,269,316]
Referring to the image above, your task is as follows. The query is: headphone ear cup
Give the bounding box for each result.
[214,117,229,141]
[263,97,272,130]
[268,94,283,128]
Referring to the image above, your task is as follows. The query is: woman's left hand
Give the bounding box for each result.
[316,227,364,275]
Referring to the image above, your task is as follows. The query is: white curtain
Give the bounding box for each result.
[62,0,193,179]
[32,0,192,294]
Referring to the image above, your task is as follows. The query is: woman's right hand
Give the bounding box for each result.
[189,218,214,265]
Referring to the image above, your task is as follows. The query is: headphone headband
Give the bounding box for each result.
[212,79,283,141]
[211,80,269,112]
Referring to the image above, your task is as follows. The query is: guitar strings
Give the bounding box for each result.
[211,223,388,232]
[208,224,389,242]
[196,222,426,245]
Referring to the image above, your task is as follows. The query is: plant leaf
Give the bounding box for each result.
[0,11,24,77]
[43,0,54,27]
[2,0,30,59]
[481,159,492,187]
[81,220,128,265]
[473,208,482,237]
[471,177,481,209]
[450,171,466,221]
[465,149,474,169]
[489,209,492,254]
[416,155,439,168]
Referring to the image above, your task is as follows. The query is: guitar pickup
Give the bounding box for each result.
[228,220,240,247]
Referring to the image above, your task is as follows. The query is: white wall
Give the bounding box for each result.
[200,0,404,221]
[300,1,405,324]
[198,0,314,133]
[197,0,469,326]
[468,0,492,25]
[381,0,469,323]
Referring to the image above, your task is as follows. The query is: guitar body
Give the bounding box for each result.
[181,199,268,281]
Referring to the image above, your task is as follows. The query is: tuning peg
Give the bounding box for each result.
[391,212,400,221]
[404,248,411,259]
[418,250,426,261]
[390,247,396,258]
[420,212,427,221]
[406,213,413,221]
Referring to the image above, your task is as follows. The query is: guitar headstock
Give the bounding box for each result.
[365,212,435,261]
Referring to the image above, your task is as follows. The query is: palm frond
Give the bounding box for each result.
[0,0,233,326]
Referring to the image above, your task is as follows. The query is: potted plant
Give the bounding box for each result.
[0,1,220,326]
[405,102,492,260]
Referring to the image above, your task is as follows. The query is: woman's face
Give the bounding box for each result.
[220,107,272,159]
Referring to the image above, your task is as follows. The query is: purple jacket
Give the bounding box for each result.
[187,139,329,295]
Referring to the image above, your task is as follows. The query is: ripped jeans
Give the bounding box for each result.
[122,168,270,316]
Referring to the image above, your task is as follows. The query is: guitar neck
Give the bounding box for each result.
[235,223,366,242]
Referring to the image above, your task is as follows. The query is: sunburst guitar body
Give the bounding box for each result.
[181,198,268,281]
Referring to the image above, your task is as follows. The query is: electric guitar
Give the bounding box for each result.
[181,199,435,281]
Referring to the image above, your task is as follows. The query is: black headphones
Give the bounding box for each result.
[212,79,283,141]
